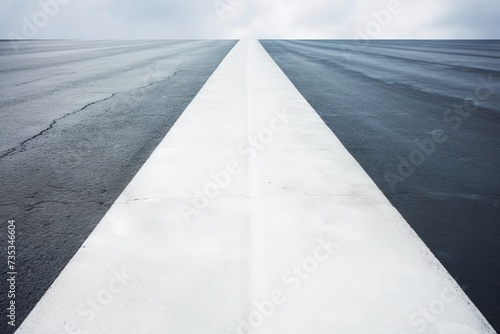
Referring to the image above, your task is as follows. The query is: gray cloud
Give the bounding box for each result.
[1,0,499,40]
[433,0,500,38]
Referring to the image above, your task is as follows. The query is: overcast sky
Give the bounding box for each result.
[2,0,499,40]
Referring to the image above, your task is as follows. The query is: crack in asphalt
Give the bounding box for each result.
[0,69,182,161]
[0,93,120,160]
[20,200,112,213]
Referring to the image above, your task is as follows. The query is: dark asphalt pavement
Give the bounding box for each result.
[0,40,236,333]
[1,39,499,332]
[261,39,500,331]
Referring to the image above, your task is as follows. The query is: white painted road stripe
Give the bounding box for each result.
[16,40,494,334]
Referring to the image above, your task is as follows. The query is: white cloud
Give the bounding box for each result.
[1,0,499,39]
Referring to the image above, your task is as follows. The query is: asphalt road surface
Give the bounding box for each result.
[0,40,236,333]
[1,39,499,332]
[261,39,500,331]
